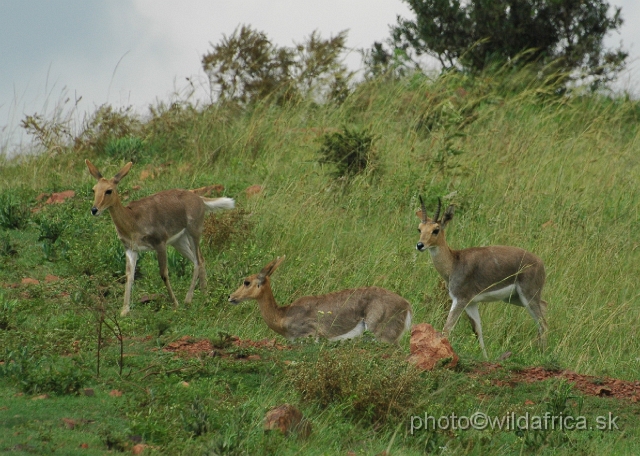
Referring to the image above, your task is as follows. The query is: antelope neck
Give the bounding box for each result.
[255,282,288,336]
[428,236,454,283]
[106,197,138,248]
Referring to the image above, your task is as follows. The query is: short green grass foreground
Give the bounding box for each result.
[0,71,639,454]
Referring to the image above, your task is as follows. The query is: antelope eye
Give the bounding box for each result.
[432,228,440,235]
[244,280,250,286]
[417,228,421,233]
[105,189,113,195]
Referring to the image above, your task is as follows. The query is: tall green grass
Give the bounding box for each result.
[0,70,638,453]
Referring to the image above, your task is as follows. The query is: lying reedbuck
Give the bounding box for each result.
[416,197,548,358]
[228,257,412,344]
[86,160,234,316]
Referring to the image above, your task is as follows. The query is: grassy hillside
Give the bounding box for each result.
[0,71,639,454]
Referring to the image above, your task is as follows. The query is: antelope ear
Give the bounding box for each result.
[257,256,286,284]
[269,256,286,276]
[441,205,455,228]
[85,159,103,180]
[415,210,424,220]
[113,162,133,184]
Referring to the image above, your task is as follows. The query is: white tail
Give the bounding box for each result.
[416,196,548,359]
[228,256,412,344]
[86,160,234,316]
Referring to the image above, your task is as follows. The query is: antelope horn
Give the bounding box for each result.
[433,197,442,222]
[419,195,427,224]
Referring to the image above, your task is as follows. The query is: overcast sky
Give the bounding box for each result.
[1,0,638,155]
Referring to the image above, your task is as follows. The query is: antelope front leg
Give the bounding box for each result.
[464,302,488,359]
[442,298,467,338]
[156,245,180,308]
[122,249,138,316]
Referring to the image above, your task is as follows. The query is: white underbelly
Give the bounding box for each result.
[328,320,367,341]
[167,229,186,245]
[471,284,517,303]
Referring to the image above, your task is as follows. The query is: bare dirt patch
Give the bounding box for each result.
[162,335,289,359]
[475,363,639,401]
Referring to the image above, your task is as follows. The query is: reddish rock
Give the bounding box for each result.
[407,323,459,370]
[109,390,123,397]
[79,443,89,449]
[21,278,39,286]
[45,190,75,204]
[245,184,263,197]
[132,444,149,455]
[264,404,311,437]
[45,274,60,282]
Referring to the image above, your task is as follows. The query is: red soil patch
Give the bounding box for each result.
[45,190,75,204]
[162,335,289,358]
[475,363,639,401]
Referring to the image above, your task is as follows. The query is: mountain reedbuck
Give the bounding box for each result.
[415,197,548,358]
[86,160,234,316]
[228,257,412,344]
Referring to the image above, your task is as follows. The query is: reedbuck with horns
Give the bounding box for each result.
[86,160,234,316]
[228,257,412,344]
[415,197,548,358]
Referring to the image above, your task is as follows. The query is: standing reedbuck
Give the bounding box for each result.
[228,257,412,344]
[415,196,548,358]
[86,160,234,316]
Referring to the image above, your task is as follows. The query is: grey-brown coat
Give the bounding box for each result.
[416,197,548,358]
[228,257,412,344]
[86,160,234,315]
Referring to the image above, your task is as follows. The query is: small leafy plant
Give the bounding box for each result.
[203,207,252,250]
[0,194,30,229]
[317,126,377,178]
[103,136,146,163]
[0,233,18,257]
[0,347,90,395]
[36,215,68,261]
[287,342,421,425]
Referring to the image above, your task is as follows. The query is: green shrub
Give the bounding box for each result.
[0,294,18,330]
[287,342,421,425]
[181,397,211,437]
[317,126,377,178]
[0,347,90,395]
[203,208,253,250]
[36,215,68,261]
[0,233,18,257]
[0,194,30,229]
[103,136,146,163]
